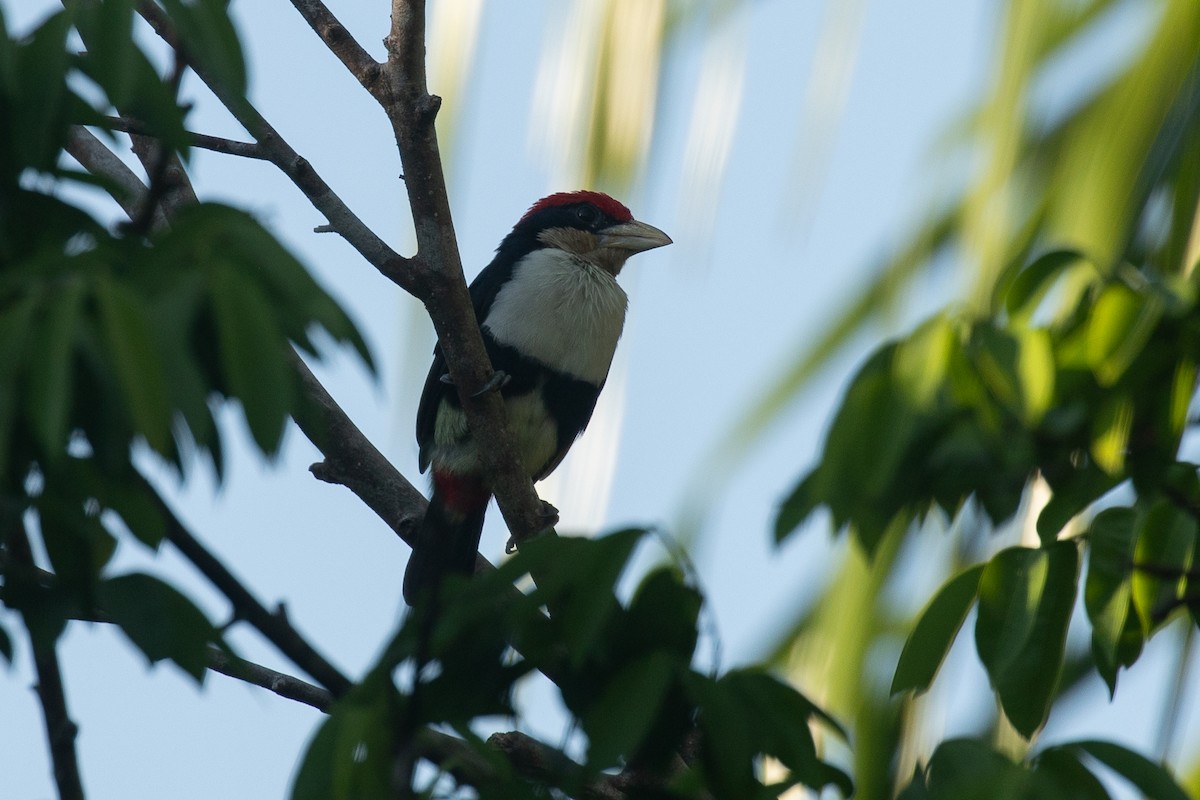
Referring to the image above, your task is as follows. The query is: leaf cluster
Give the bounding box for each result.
[293,529,851,800]
[0,0,370,681]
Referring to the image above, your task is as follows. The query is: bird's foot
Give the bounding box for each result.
[471,370,510,398]
[538,500,560,525]
[504,501,560,554]
[438,370,509,396]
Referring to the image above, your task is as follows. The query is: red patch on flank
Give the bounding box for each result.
[519,191,633,224]
[433,470,491,514]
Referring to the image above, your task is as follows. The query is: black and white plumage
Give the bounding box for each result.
[402,191,671,605]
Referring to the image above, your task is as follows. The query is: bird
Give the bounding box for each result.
[402,191,672,605]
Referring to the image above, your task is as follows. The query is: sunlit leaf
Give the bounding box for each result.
[1086,283,1160,386]
[975,542,1079,738]
[1005,249,1088,323]
[1090,394,1133,475]
[1130,499,1197,628]
[1082,507,1143,694]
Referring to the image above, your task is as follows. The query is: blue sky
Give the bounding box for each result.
[5,1,1195,797]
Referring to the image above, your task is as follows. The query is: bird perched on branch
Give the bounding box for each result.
[403,191,671,605]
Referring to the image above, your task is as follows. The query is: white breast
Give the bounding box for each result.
[483,248,628,384]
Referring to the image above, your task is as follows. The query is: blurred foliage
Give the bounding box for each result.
[9,0,1200,798]
[0,0,370,695]
[294,529,851,799]
[762,0,1200,796]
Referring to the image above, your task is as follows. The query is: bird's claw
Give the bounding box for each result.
[471,370,510,398]
[504,502,560,554]
[440,371,510,396]
[538,500,560,525]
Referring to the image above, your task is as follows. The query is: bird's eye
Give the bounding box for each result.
[574,205,600,225]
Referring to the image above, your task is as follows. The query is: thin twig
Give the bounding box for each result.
[104,115,267,159]
[136,3,411,287]
[206,645,334,712]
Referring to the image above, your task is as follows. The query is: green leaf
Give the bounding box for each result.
[158,0,247,97]
[521,529,642,664]
[1031,747,1112,800]
[892,564,984,695]
[291,685,399,800]
[974,543,1079,738]
[1086,283,1161,386]
[74,0,137,106]
[104,479,169,549]
[209,260,293,455]
[624,566,702,662]
[1131,499,1197,628]
[10,9,72,172]
[0,622,12,665]
[1005,249,1087,323]
[1016,327,1055,424]
[722,669,852,795]
[1090,394,1133,475]
[684,673,758,800]
[1071,740,1191,800]
[1082,507,1143,694]
[94,276,171,453]
[1037,464,1118,543]
[38,499,117,586]
[98,572,217,682]
[582,651,676,768]
[775,470,819,543]
[27,279,85,455]
[920,739,1029,800]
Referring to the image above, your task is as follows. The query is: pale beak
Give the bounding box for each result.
[597,219,673,253]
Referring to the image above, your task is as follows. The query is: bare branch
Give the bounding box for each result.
[66,126,169,229]
[286,0,384,96]
[6,522,85,800]
[137,474,353,698]
[206,645,334,713]
[292,353,426,545]
[104,115,267,159]
[381,0,551,549]
[136,3,412,288]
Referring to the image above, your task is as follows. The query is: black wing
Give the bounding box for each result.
[415,257,520,472]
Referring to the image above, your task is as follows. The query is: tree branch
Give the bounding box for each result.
[104,115,268,159]
[206,645,334,712]
[66,126,169,230]
[291,353,427,546]
[380,0,552,549]
[136,3,411,287]
[6,523,85,800]
[286,0,384,96]
[138,474,353,698]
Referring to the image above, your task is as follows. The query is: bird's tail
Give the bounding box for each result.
[402,471,491,606]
